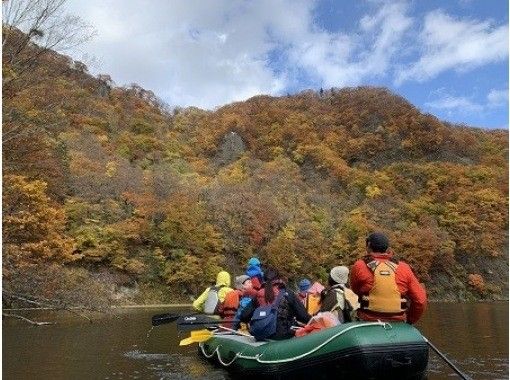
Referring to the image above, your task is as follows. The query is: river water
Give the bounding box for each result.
[2,302,508,380]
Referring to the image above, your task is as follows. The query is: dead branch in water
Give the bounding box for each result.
[3,291,99,323]
[2,312,55,326]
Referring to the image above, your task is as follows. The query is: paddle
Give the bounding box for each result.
[151,312,238,328]
[179,329,214,346]
[177,314,225,326]
[422,336,470,380]
[151,312,209,326]
[179,325,252,346]
[151,313,181,326]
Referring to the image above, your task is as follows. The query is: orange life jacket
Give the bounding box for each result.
[361,260,407,314]
[220,290,241,317]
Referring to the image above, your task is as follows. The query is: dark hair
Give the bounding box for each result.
[263,267,279,304]
[366,232,389,253]
[327,274,336,287]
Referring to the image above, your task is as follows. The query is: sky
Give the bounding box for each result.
[64,0,509,129]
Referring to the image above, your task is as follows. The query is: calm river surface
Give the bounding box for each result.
[3,302,508,380]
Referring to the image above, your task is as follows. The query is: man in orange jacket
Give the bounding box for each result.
[350,232,427,324]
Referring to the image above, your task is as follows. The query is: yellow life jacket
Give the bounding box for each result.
[306,293,321,315]
[361,260,406,314]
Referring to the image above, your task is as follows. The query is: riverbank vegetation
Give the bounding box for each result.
[3,12,508,309]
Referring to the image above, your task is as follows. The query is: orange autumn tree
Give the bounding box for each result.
[3,174,75,275]
[2,23,508,306]
[153,194,226,295]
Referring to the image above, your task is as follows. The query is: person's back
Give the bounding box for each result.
[192,271,233,314]
[320,266,358,323]
[297,279,324,316]
[350,232,427,324]
[297,278,311,304]
[219,275,257,330]
[241,268,310,340]
[220,289,241,319]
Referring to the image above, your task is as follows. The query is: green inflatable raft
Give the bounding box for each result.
[199,321,429,379]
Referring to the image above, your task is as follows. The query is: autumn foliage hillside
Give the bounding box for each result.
[3,33,508,306]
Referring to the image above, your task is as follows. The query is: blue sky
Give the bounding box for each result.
[309,0,509,129]
[66,0,508,129]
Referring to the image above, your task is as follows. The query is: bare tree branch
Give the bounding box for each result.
[3,291,94,323]
[2,312,55,326]
[2,0,96,93]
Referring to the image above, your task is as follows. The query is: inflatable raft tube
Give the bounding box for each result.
[199,321,429,380]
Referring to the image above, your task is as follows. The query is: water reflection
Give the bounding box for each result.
[417,302,508,380]
[2,303,508,380]
[124,350,224,379]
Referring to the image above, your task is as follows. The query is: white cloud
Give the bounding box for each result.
[67,0,293,108]
[64,1,507,110]
[425,95,483,113]
[487,88,509,107]
[286,2,413,88]
[426,87,509,114]
[65,0,415,108]
[396,10,508,84]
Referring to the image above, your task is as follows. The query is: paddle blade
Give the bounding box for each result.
[179,337,195,346]
[176,314,222,331]
[179,329,213,345]
[151,313,180,326]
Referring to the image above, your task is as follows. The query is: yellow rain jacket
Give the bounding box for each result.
[192,271,233,312]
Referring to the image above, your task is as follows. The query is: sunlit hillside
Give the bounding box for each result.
[3,29,508,307]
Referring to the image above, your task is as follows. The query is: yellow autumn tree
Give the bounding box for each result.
[3,175,75,277]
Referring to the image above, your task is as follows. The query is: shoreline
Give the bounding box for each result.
[3,304,193,311]
[112,304,193,308]
[3,299,508,312]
